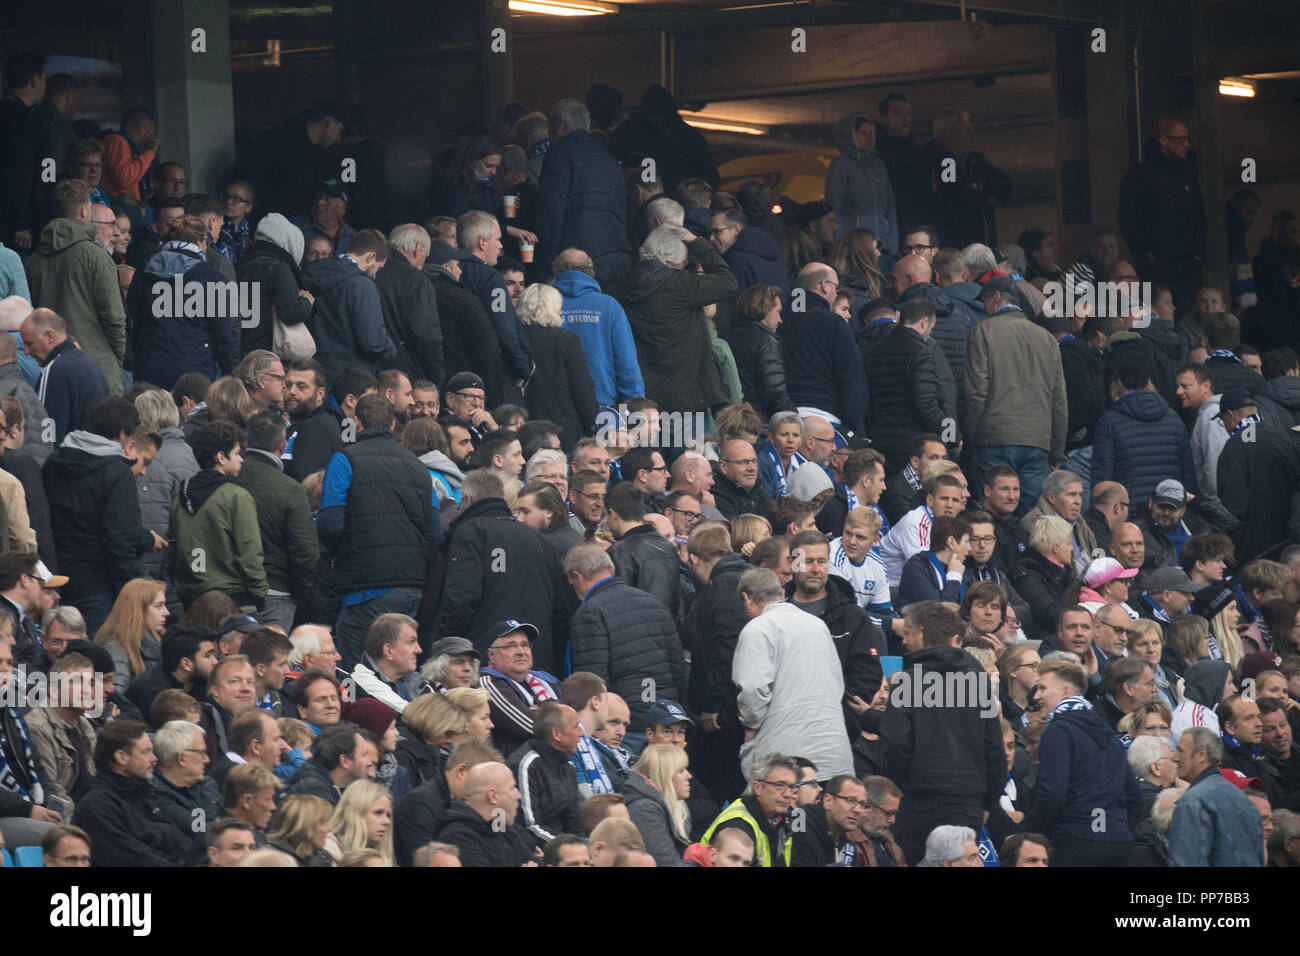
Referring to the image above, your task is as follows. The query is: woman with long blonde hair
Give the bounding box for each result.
[95,578,169,693]
[324,780,395,866]
[623,743,692,866]
[266,794,335,866]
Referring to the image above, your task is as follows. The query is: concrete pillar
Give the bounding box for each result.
[1083,23,1132,241]
[482,0,515,117]
[149,0,236,195]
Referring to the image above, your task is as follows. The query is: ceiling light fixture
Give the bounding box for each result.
[683,117,767,135]
[509,0,617,15]
[1218,77,1256,97]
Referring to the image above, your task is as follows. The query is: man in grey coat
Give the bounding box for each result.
[1168,726,1264,866]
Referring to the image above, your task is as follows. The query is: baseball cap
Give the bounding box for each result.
[36,560,69,589]
[978,275,1018,298]
[428,636,482,662]
[487,619,539,646]
[217,613,264,636]
[644,699,693,729]
[62,639,115,675]
[1153,479,1188,507]
[311,178,349,203]
[1145,566,1202,594]
[1084,556,1139,589]
[796,200,832,228]
[446,371,487,393]
[428,241,472,266]
[1212,388,1255,419]
[1219,768,1265,792]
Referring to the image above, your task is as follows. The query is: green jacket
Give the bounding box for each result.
[231,449,319,597]
[23,218,126,395]
[169,479,268,605]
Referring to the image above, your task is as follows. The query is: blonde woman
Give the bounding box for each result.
[623,743,691,866]
[997,643,1041,724]
[1128,618,1178,708]
[95,578,169,693]
[516,282,598,453]
[395,692,464,785]
[444,686,494,748]
[266,794,335,867]
[730,513,772,557]
[324,780,394,866]
[134,387,198,577]
[206,376,260,428]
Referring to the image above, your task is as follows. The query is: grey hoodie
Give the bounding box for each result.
[419,449,465,502]
[826,113,898,254]
[61,430,122,457]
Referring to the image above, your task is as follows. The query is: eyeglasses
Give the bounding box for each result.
[184,748,208,757]
[900,244,937,254]
[708,226,740,238]
[1014,661,1040,671]
[758,780,799,793]
[667,507,702,522]
[970,535,997,545]
[573,489,605,502]
[831,793,869,811]
[448,390,486,404]
[220,193,252,205]
[796,780,822,792]
[807,435,836,445]
[867,803,898,819]
[491,641,531,653]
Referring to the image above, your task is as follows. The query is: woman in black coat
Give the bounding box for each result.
[727,283,794,419]
[1011,516,1078,639]
[517,283,598,452]
[233,212,314,357]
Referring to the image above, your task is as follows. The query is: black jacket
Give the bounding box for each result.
[990,509,1030,579]
[38,338,110,444]
[234,238,313,356]
[881,466,923,527]
[521,323,598,450]
[1091,389,1197,505]
[125,667,197,722]
[151,771,222,864]
[393,727,443,790]
[1012,548,1077,639]
[608,523,681,614]
[711,470,772,523]
[2,449,55,566]
[286,756,342,806]
[1131,503,1209,571]
[1023,704,1142,844]
[1059,335,1108,451]
[898,282,969,413]
[728,318,794,419]
[393,768,452,866]
[435,497,567,673]
[780,291,868,432]
[284,402,344,482]
[319,427,434,595]
[43,432,146,601]
[434,798,535,867]
[1234,423,1300,561]
[508,739,583,847]
[610,85,720,192]
[72,771,189,867]
[865,323,948,471]
[302,254,396,381]
[1263,746,1300,813]
[925,142,1012,248]
[1083,506,1114,555]
[569,576,687,731]
[1205,354,1265,396]
[880,645,1005,809]
[790,800,855,867]
[459,255,534,384]
[423,263,507,405]
[686,553,750,720]
[232,449,319,597]
[374,245,445,384]
[536,127,634,270]
[1119,139,1207,263]
[1254,375,1300,430]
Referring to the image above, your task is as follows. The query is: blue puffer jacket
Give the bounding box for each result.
[1167,768,1264,867]
[553,270,645,406]
[1023,704,1142,844]
[1254,375,1300,429]
[535,129,632,272]
[942,280,986,326]
[825,114,898,255]
[898,282,970,413]
[302,255,396,382]
[1091,390,1196,504]
[126,248,238,390]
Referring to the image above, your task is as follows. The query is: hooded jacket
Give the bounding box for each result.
[423,263,507,406]
[535,127,635,276]
[419,449,465,505]
[374,245,445,384]
[43,430,145,600]
[569,575,688,731]
[434,798,535,867]
[169,470,268,607]
[72,770,188,867]
[521,322,598,451]
[879,644,1006,809]
[1118,139,1207,263]
[23,217,126,395]
[610,85,720,192]
[942,280,986,326]
[728,315,794,419]
[1253,375,1300,429]
[723,226,791,299]
[1023,703,1142,843]
[616,236,736,413]
[553,269,645,407]
[234,213,313,357]
[621,770,690,867]
[1091,390,1196,505]
[1171,660,1231,741]
[303,254,396,381]
[826,114,898,254]
[126,247,238,390]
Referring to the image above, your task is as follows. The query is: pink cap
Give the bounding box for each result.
[1084,556,1139,588]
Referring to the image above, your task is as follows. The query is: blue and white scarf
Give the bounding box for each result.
[572,732,614,798]
[1046,695,1092,723]
[1222,730,1263,760]
[764,443,806,497]
[1208,349,1241,363]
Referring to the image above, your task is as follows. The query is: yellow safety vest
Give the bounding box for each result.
[701,798,792,867]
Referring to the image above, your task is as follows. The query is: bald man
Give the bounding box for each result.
[800,416,835,467]
[436,762,535,867]
[1083,481,1130,554]
[668,452,722,518]
[892,254,931,296]
[783,264,867,434]
[18,308,111,442]
[1111,522,1148,589]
